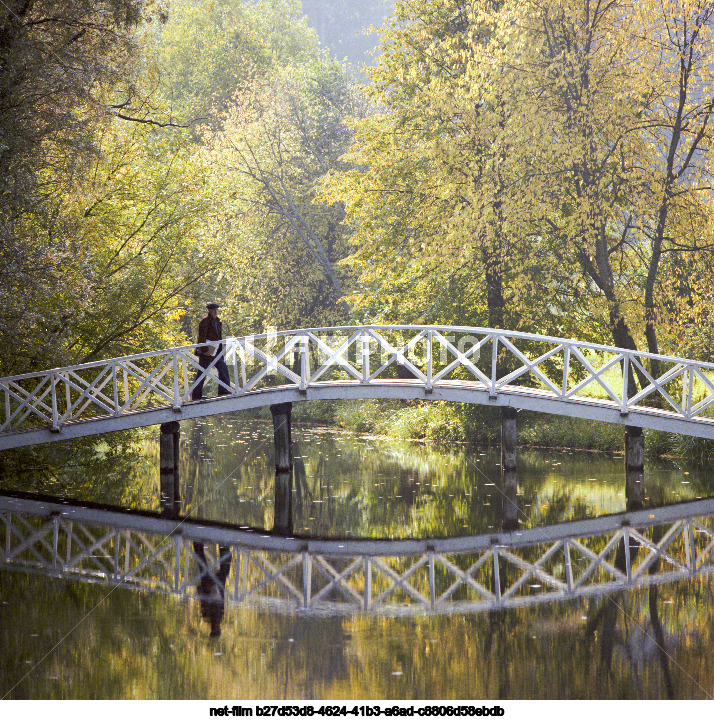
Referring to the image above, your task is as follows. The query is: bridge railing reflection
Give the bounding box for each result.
[2,493,714,616]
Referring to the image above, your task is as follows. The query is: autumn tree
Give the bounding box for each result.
[488,1,652,360]
[635,1,714,374]
[325,0,580,461]
[0,1,173,374]
[495,0,714,405]
[326,1,588,339]
[204,57,364,330]
[328,0,714,465]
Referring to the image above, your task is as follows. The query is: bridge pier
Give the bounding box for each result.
[270,402,293,534]
[159,421,181,518]
[492,407,519,625]
[625,426,645,512]
[500,407,519,532]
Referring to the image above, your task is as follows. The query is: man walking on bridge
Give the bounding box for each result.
[191,302,231,401]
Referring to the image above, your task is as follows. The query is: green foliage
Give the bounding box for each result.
[0,0,357,379]
[202,55,365,331]
[335,401,488,445]
[650,432,714,468]
[323,0,594,339]
[327,0,714,399]
[290,399,337,425]
[387,403,467,442]
[0,0,162,375]
[333,400,676,456]
[335,399,401,434]
[0,430,149,504]
[518,414,624,453]
[159,0,318,124]
[60,121,218,361]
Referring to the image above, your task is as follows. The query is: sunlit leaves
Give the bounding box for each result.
[203,58,364,330]
[64,120,216,361]
[329,0,714,368]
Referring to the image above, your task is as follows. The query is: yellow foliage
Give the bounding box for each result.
[326,0,714,364]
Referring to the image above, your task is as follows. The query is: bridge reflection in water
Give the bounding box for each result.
[2,492,713,616]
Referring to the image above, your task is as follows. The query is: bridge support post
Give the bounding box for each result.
[270,402,293,534]
[625,426,645,512]
[500,407,519,532]
[159,421,181,518]
[491,407,519,626]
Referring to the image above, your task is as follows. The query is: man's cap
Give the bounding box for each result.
[206,302,220,309]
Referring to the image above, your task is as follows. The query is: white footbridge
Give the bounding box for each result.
[3,325,714,449]
[1,493,713,615]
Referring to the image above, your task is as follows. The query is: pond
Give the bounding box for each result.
[1,413,713,699]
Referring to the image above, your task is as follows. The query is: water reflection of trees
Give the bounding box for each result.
[586,514,676,695]
[4,416,714,698]
[170,418,705,543]
[581,485,675,696]
[584,589,677,698]
[2,568,713,698]
[262,615,352,698]
[0,432,151,507]
[181,417,275,527]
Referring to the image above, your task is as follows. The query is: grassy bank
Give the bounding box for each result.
[291,398,713,462]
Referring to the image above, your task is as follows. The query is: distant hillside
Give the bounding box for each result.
[300,0,392,72]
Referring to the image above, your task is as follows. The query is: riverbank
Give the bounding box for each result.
[290,399,714,462]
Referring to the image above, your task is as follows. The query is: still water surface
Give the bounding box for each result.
[1,414,713,699]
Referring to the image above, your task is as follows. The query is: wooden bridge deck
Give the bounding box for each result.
[3,326,714,449]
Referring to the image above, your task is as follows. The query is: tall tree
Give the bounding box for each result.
[326,0,576,335]
[636,1,714,374]
[501,0,714,386]
[0,0,166,373]
[501,0,653,360]
[205,58,364,329]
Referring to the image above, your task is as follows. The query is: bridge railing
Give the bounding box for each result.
[2,494,714,614]
[2,325,714,437]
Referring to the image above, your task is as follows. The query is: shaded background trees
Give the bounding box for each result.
[204,58,363,330]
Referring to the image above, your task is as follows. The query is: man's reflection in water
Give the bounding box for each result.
[193,541,232,637]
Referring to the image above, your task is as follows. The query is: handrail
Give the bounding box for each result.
[2,325,714,446]
[5,325,714,382]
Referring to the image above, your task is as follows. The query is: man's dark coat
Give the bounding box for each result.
[196,314,222,357]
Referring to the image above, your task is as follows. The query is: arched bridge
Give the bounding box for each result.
[2,493,713,615]
[3,325,714,450]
